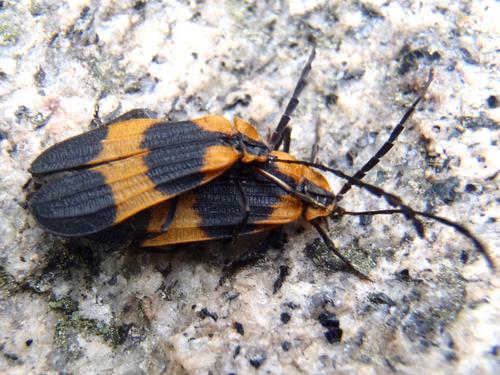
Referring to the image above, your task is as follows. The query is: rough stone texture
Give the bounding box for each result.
[0,1,498,374]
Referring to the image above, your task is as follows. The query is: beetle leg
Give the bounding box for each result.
[219,230,281,286]
[256,168,327,209]
[105,108,157,125]
[91,106,157,129]
[91,101,104,128]
[310,218,372,281]
[231,176,250,242]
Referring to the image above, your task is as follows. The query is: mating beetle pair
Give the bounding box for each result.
[29,45,495,276]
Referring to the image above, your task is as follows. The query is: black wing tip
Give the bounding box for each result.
[30,157,48,175]
[30,199,117,238]
[32,222,111,238]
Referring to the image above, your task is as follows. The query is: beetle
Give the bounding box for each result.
[29,48,317,237]
[29,114,270,236]
[29,45,494,273]
[122,146,494,275]
[129,150,334,246]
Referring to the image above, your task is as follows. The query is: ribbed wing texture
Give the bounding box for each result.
[30,120,239,236]
[139,172,302,246]
[31,119,233,173]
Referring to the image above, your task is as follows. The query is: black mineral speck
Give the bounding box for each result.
[460,48,478,64]
[108,274,117,285]
[324,328,343,343]
[396,47,442,75]
[280,312,291,324]
[342,69,365,81]
[325,93,338,107]
[318,311,343,343]
[133,1,146,11]
[234,345,240,358]
[4,352,18,361]
[281,341,291,351]
[464,183,477,193]
[430,51,442,61]
[396,269,411,282]
[345,152,354,167]
[368,292,396,306]
[234,322,244,336]
[318,312,340,329]
[487,95,498,109]
[25,339,33,346]
[490,345,498,356]
[199,307,218,321]
[284,301,299,309]
[444,350,458,361]
[273,265,289,294]
[359,3,384,18]
[35,66,46,86]
[249,352,267,369]
[384,358,398,372]
[460,250,469,264]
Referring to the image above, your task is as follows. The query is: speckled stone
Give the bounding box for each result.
[0,1,498,374]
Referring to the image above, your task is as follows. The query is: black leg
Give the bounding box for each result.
[256,168,329,209]
[231,176,251,241]
[159,196,180,233]
[310,218,371,280]
[336,69,434,200]
[105,108,157,125]
[91,101,103,128]
[92,106,157,129]
[219,230,280,286]
[270,44,317,150]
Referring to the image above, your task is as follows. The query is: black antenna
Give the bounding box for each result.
[336,69,434,200]
[270,157,494,270]
[271,43,317,150]
[272,158,425,237]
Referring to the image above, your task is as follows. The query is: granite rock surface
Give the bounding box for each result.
[0,1,498,374]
